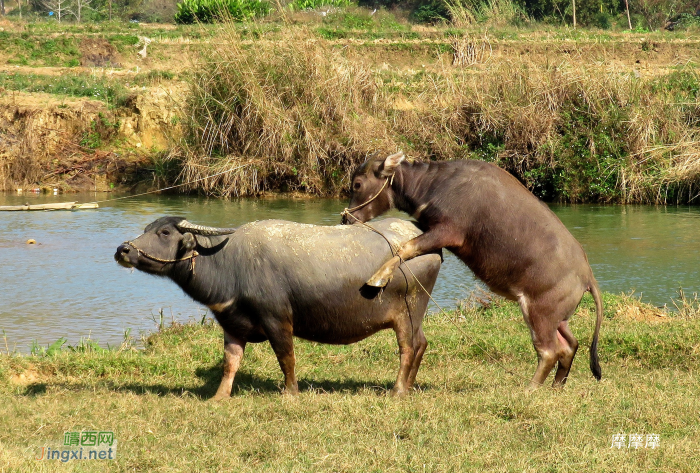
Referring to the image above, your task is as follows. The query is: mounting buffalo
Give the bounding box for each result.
[342,152,603,390]
[115,217,441,398]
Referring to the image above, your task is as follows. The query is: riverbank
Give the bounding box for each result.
[1,293,698,471]
[1,14,700,202]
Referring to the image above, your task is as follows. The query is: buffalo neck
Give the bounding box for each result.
[391,161,441,218]
[168,234,238,305]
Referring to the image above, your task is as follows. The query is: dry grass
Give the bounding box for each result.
[168,22,700,202]
[0,293,698,471]
[179,20,395,196]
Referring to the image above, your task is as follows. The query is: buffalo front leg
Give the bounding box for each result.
[367,229,461,288]
[212,332,247,401]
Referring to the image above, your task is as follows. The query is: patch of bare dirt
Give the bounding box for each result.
[9,367,41,386]
[80,38,122,68]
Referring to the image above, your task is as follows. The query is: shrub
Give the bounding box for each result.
[290,0,352,10]
[175,0,271,23]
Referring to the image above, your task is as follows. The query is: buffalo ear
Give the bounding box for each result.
[380,152,405,177]
[182,232,196,251]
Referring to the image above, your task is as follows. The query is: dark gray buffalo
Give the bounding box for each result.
[115,217,440,398]
[343,152,603,390]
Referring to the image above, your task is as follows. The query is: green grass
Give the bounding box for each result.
[0,32,81,67]
[0,293,697,471]
[0,72,132,106]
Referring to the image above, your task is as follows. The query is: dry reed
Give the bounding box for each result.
[177,23,700,203]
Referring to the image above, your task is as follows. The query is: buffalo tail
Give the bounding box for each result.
[588,278,603,380]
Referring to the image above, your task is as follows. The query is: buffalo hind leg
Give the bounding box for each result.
[212,332,246,401]
[263,320,299,395]
[367,230,461,287]
[406,327,427,390]
[553,321,579,387]
[391,319,416,397]
[523,302,561,391]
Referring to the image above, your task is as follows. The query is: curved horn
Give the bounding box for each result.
[176,220,237,236]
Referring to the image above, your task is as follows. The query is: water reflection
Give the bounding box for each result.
[1,192,698,351]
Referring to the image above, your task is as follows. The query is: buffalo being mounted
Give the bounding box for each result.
[343,152,604,390]
[115,217,441,398]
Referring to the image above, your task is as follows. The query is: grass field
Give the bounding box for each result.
[1,293,697,471]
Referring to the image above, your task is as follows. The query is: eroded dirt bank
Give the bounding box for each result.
[0,85,183,191]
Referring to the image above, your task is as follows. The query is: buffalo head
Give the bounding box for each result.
[342,152,405,224]
[115,216,236,275]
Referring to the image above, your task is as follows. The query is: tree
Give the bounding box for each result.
[40,0,73,21]
[73,0,95,22]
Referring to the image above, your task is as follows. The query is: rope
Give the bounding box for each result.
[344,211,539,387]
[340,173,393,220]
[86,163,254,205]
[123,240,199,276]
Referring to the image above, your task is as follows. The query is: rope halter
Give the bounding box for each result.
[122,240,199,276]
[341,173,394,222]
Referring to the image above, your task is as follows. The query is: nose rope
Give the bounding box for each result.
[122,241,199,276]
[340,173,394,221]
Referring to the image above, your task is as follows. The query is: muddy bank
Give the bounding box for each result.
[0,86,182,192]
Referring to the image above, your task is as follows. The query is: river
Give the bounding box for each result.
[1,192,699,351]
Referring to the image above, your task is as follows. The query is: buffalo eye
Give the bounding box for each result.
[353,181,361,191]
[161,229,170,236]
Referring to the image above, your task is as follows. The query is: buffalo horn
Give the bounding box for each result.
[176,220,237,236]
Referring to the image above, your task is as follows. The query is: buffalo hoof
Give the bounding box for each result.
[389,387,408,398]
[282,386,300,396]
[366,272,392,288]
[210,393,230,402]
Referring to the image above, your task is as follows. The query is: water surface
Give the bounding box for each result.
[1,192,698,351]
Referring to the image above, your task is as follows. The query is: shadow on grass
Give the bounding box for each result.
[18,363,432,399]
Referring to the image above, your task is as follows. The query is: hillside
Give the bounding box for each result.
[1,13,699,201]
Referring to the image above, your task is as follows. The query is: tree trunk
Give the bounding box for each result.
[572,0,576,28]
[624,0,632,29]
[1,0,6,16]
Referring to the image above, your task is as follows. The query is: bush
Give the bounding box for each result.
[411,0,451,23]
[290,0,352,10]
[175,0,271,23]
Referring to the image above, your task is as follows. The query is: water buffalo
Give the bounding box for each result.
[115,217,441,398]
[342,152,603,390]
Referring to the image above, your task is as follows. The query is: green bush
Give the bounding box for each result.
[290,0,352,10]
[411,0,451,23]
[175,0,271,23]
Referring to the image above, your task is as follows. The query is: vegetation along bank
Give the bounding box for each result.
[1,1,700,203]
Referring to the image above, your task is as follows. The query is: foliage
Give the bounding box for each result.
[181,23,386,196]
[0,72,131,106]
[411,0,451,23]
[80,113,121,149]
[174,0,271,23]
[289,0,351,10]
[445,0,527,27]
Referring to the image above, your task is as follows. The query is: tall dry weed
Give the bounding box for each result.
[177,24,700,202]
[180,20,396,196]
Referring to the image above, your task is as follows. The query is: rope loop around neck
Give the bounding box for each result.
[340,173,394,221]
